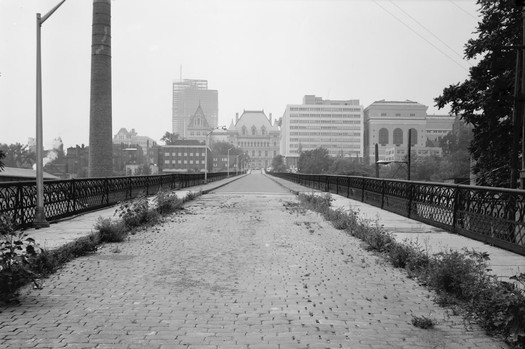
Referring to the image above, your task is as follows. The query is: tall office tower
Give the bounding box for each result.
[88,0,113,177]
[172,79,218,137]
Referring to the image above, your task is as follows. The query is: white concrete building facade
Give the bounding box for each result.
[280,95,364,166]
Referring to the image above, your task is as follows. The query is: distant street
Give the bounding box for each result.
[0,172,506,348]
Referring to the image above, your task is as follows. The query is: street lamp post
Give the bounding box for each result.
[34,0,66,228]
[235,155,240,175]
[204,126,226,183]
[227,147,234,177]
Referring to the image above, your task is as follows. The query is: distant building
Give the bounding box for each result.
[425,114,456,146]
[113,128,158,166]
[113,143,144,176]
[227,110,280,169]
[66,145,89,178]
[186,104,212,144]
[172,79,218,137]
[280,95,364,168]
[364,100,445,163]
[158,140,211,173]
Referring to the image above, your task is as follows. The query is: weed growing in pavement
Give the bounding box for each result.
[411,314,436,329]
[115,193,155,229]
[94,217,128,243]
[154,189,183,215]
[0,214,42,302]
[183,190,201,203]
[297,193,525,348]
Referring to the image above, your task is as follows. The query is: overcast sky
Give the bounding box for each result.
[0,0,479,149]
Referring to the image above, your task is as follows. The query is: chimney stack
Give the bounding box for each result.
[88,0,113,177]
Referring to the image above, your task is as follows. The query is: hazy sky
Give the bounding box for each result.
[0,0,479,149]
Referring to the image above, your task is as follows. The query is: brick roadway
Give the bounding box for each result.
[0,192,507,349]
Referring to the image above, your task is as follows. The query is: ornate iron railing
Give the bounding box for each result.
[269,172,525,256]
[0,172,234,230]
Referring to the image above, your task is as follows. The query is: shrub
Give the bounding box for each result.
[425,249,489,301]
[94,217,128,242]
[154,189,182,215]
[0,215,42,302]
[115,194,151,229]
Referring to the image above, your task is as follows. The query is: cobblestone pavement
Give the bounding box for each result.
[0,193,507,348]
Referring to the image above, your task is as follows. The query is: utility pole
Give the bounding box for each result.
[521,7,525,189]
[34,0,67,228]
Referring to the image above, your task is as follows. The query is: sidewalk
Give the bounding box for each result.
[24,175,245,252]
[268,174,525,282]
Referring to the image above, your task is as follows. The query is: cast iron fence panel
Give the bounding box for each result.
[268,172,525,256]
[0,172,235,230]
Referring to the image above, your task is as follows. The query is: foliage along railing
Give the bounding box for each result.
[269,172,525,256]
[0,172,236,230]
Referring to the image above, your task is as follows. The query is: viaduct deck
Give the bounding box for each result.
[1,171,521,348]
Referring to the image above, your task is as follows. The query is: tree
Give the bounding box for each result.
[435,1,521,187]
[160,132,180,145]
[270,155,287,172]
[298,147,332,174]
[328,158,373,176]
[0,143,35,169]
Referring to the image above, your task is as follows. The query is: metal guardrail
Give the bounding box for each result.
[269,172,525,256]
[0,172,237,230]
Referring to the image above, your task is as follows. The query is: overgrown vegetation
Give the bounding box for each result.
[297,193,525,347]
[0,215,42,302]
[0,188,200,303]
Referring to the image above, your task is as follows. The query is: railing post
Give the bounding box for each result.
[105,178,110,205]
[336,176,339,194]
[347,177,350,198]
[452,185,461,233]
[128,176,132,200]
[381,179,385,209]
[361,177,365,202]
[71,179,76,214]
[325,176,329,192]
[407,182,413,218]
[145,175,149,196]
[16,183,23,227]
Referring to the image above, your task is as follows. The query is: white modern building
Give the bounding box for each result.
[280,95,364,167]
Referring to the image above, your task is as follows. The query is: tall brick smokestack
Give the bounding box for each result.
[88,0,112,177]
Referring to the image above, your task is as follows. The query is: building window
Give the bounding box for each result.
[251,125,257,136]
[393,128,403,146]
[242,126,247,135]
[261,126,267,135]
[252,150,255,157]
[378,128,389,146]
